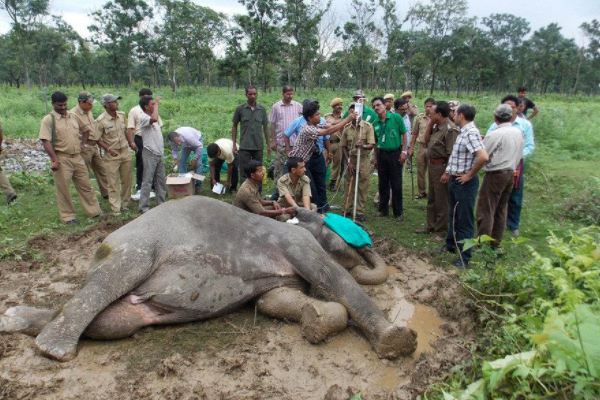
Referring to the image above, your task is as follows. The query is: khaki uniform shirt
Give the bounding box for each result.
[427,120,459,159]
[70,105,101,141]
[324,113,343,143]
[97,111,129,150]
[233,180,264,214]
[277,173,311,208]
[38,111,85,154]
[412,113,431,144]
[340,121,376,157]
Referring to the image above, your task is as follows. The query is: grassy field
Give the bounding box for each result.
[1,86,599,398]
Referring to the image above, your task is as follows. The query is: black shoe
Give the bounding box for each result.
[230,189,237,195]
[6,193,17,205]
[66,219,79,225]
[376,212,388,217]
[438,245,456,254]
[395,215,404,222]
[329,181,336,191]
[356,215,366,222]
[103,195,109,200]
[452,259,469,269]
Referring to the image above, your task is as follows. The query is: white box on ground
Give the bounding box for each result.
[166,173,205,199]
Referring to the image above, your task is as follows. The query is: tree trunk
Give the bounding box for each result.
[572,48,584,95]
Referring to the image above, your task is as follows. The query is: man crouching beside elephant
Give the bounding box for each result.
[234,159,296,220]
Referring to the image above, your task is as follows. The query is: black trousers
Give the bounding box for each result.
[306,153,328,213]
[377,148,403,217]
[134,135,144,190]
[213,154,239,192]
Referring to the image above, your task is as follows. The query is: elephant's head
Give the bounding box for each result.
[294,208,389,285]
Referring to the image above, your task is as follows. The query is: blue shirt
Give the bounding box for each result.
[284,116,330,153]
[487,116,534,158]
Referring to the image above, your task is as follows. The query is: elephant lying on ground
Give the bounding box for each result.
[0,196,417,361]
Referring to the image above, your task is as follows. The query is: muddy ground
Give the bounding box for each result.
[0,222,476,400]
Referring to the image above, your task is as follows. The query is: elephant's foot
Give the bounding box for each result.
[0,306,57,336]
[35,320,79,362]
[372,325,418,359]
[300,301,348,344]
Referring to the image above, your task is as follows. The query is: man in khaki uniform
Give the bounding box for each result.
[415,101,459,240]
[277,157,316,213]
[324,98,344,191]
[341,103,376,222]
[0,120,17,205]
[234,160,295,219]
[39,91,101,224]
[70,91,109,199]
[96,94,135,215]
[408,97,435,199]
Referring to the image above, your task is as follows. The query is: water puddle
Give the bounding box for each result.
[389,287,444,357]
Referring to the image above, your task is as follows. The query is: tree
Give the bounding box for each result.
[89,0,153,88]
[281,0,326,89]
[407,0,473,94]
[378,0,402,91]
[218,23,251,93]
[336,0,378,89]
[237,0,283,92]
[0,0,49,90]
[0,33,24,87]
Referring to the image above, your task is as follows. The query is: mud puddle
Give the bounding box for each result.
[0,223,475,400]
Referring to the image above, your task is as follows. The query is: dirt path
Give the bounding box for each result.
[0,223,476,400]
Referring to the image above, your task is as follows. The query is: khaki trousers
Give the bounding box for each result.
[0,166,15,196]
[426,162,450,232]
[329,140,343,182]
[81,142,109,197]
[476,170,514,246]
[53,152,101,222]
[416,142,428,195]
[343,154,370,216]
[103,148,133,213]
[273,144,287,183]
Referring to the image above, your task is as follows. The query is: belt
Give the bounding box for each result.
[377,148,400,154]
[429,157,447,164]
[485,169,513,174]
[55,151,80,157]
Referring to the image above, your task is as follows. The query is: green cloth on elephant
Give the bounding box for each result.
[324,213,373,248]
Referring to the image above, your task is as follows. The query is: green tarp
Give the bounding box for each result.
[324,213,372,248]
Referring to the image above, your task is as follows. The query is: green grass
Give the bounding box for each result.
[0,86,598,397]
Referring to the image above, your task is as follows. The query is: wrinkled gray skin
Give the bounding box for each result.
[0,197,416,361]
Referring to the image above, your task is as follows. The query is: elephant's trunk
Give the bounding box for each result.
[350,246,389,285]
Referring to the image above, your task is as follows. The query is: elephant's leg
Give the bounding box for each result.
[291,252,417,359]
[0,306,58,336]
[35,245,159,361]
[350,246,390,285]
[256,287,348,343]
[83,296,172,340]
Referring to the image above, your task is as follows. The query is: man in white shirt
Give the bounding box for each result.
[138,96,166,213]
[207,139,239,194]
[128,88,162,193]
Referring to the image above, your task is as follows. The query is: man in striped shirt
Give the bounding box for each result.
[289,101,355,212]
[440,104,489,267]
[269,85,302,182]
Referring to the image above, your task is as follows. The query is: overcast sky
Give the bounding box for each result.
[1,0,599,44]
